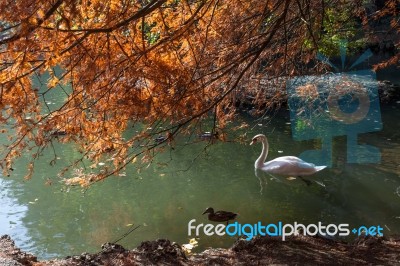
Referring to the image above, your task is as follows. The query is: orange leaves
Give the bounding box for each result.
[1,0,393,184]
[45,54,62,71]
[47,76,60,88]
[64,168,95,187]
[64,176,89,186]
[109,0,121,12]
[24,163,34,180]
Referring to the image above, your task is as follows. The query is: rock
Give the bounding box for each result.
[0,235,37,265]
[137,239,187,264]
[0,258,23,266]
[101,242,126,253]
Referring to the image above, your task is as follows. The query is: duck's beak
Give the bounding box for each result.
[250,139,255,145]
[202,211,207,215]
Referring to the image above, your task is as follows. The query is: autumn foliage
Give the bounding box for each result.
[0,0,398,184]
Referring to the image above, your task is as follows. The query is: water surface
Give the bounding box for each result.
[0,102,399,259]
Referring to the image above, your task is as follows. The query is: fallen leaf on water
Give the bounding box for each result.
[189,238,198,246]
[182,244,194,254]
[182,238,199,255]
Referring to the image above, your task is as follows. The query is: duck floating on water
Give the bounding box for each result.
[202,207,238,224]
[154,135,167,143]
[154,132,174,148]
[198,131,219,140]
[51,130,67,137]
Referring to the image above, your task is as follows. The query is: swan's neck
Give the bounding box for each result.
[255,137,269,168]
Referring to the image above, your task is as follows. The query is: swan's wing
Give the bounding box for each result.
[272,156,316,168]
[261,157,320,176]
[261,160,288,172]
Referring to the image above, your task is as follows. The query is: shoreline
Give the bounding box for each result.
[1,234,399,265]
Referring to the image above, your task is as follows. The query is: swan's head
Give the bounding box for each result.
[250,134,266,145]
[202,207,214,215]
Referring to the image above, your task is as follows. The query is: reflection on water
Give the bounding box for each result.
[0,179,28,247]
[0,102,399,260]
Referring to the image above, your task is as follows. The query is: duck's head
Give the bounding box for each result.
[202,207,214,215]
[250,134,266,145]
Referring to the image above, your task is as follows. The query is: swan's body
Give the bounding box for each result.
[250,134,326,176]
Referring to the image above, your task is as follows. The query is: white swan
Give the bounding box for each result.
[250,134,326,176]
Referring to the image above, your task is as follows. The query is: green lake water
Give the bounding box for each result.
[0,72,399,259]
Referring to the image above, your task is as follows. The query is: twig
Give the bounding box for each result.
[112,224,141,244]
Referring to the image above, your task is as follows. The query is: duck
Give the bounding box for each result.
[202,207,237,224]
[51,130,67,137]
[198,131,219,140]
[154,132,174,145]
[250,134,326,177]
[154,135,167,143]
